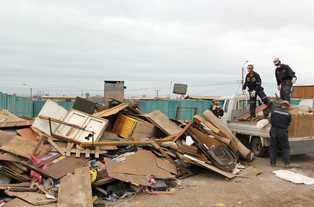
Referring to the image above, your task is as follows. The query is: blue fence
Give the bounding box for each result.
[0,92,73,117]
[138,99,214,120]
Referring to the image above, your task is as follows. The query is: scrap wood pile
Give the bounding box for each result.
[0,98,253,206]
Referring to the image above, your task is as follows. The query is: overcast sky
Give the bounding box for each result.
[0,0,313,97]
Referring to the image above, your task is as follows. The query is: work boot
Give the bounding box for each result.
[270,162,276,168]
[284,163,290,169]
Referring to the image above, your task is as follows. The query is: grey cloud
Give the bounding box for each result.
[0,0,313,97]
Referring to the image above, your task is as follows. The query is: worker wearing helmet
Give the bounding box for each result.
[242,64,270,119]
[269,100,292,167]
[273,57,297,102]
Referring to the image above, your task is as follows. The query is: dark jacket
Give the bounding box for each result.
[275,64,296,86]
[210,105,224,118]
[270,107,292,129]
[242,71,262,91]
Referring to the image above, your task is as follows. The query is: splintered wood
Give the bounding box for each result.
[57,167,93,207]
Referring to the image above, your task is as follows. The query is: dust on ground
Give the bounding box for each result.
[113,154,314,207]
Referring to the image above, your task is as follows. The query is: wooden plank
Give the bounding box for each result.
[194,115,220,134]
[85,149,90,158]
[65,143,74,157]
[47,137,65,156]
[75,147,81,158]
[183,154,235,179]
[95,147,100,158]
[203,110,253,160]
[58,167,93,207]
[80,135,175,147]
[93,103,129,118]
[173,122,192,142]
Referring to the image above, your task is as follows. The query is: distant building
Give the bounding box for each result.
[104,81,125,105]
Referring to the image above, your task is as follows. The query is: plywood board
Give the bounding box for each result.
[144,111,182,135]
[0,133,39,159]
[0,110,31,129]
[57,167,92,207]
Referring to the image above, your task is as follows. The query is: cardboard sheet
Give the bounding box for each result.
[106,150,177,186]
[58,167,93,207]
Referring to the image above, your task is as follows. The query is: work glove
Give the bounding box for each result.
[249,90,256,97]
[292,77,297,84]
[277,85,281,91]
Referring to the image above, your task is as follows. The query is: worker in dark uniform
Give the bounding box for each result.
[210,100,224,118]
[242,64,270,119]
[269,100,292,167]
[273,57,297,102]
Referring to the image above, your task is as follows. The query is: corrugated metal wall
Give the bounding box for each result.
[0,92,73,117]
[138,99,213,120]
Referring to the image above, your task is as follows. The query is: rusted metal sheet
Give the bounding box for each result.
[57,167,93,207]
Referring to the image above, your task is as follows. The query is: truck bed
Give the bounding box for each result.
[227,120,270,138]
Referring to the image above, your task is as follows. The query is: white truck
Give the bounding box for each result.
[221,95,314,156]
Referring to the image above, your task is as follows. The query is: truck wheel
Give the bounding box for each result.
[251,137,268,157]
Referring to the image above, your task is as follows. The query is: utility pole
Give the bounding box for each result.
[30,87,33,100]
[241,60,249,87]
[168,80,172,99]
[156,89,159,98]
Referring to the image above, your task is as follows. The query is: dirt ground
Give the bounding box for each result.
[113,154,314,207]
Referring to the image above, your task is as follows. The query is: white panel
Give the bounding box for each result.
[54,110,88,140]
[32,100,68,135]
[76,117,108,142]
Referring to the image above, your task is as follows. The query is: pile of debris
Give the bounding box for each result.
[0,98,253,206]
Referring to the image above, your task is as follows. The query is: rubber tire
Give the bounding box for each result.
[251,137,268,157]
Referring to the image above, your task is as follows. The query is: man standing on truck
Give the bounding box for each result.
[242,64,270,119]
[273,57,297,102]
[270,100,292,167]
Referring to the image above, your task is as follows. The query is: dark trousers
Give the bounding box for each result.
[270,127,290,165]
[280,81,293,102]
[249,89,270,117]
